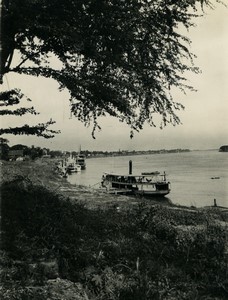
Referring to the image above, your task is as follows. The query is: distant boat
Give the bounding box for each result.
[66,162,81,173]
[76,154,86,170]
[56,162,68,177]
[219,145,228,152]
[101,171,170,197]
[65,156,81,173]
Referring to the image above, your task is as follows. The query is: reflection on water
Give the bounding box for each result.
[67,150,228,208]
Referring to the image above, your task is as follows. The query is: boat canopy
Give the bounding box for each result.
[141,171,160,175]
[103,172,163,178]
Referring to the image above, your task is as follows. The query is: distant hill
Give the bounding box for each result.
[219,145,228,152]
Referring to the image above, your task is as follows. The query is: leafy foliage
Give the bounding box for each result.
[0,0,221,137]
[1,177,227,299]
[0,120,59,139]
[0,137,10,159]
[0,89,59,138]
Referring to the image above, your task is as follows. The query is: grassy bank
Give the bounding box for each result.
[0,160,228,299]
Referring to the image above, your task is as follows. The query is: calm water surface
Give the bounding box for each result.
[67,150,228,207]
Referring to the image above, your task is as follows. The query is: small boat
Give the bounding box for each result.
[76,154,86,170]
[101,171,170,197]
[219,145,228,152]
[65,156,81,173]
[66,162,81,173]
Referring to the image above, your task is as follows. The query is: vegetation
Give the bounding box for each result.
[1,176,227,299]
[0,89,59,138]
[0,140,49,160]
[0,139,191,161]
[0,138,10,160]
[0,0,222,138]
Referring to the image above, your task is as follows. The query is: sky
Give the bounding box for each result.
[1,3,228,152]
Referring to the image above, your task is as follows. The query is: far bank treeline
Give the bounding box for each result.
[0,138,190,161]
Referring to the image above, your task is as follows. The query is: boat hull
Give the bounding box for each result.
[80,165,86,170]
[67,164,81,173]
[76,155,86,170]
[135,190,170,197]
[102,187,170,197]
[67,168,81,173]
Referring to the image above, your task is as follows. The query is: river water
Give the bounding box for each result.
[67,150,228,208]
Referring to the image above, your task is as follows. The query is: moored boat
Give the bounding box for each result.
[66,162,81,173]
[219,145,228,152]
[76,154,86,170]
[65,156,81,173]
[101,171,170,197]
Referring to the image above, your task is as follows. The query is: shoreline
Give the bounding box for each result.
[0,158,177,210]
[1,158,228,300]
[1,158,227,214]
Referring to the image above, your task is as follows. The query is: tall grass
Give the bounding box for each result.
[1,177,227,299]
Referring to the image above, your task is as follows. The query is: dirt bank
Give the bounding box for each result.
[2,158,228,214]
[0,158,176,210]
[1,158,228,300]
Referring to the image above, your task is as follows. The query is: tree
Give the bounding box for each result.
[10,144,29,150]
[0,137,10,160]
[30,145,43,160]
[49,150,64,158]
[0,0,221,138]
[10,143,31,156]
[0,89,59,138]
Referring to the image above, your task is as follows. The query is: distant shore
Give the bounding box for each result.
[86,148,191,159]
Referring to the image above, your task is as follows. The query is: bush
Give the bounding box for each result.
[1,177,227,299]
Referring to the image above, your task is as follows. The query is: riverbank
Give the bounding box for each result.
[0,159,178,209]
[1,159,228,299]
[1,158,228,214]
[1,158,116,209]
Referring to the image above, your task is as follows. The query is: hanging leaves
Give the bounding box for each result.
[0,0,222,137]
[0,89,59,138]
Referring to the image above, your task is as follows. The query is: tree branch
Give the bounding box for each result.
[11,50,43,72]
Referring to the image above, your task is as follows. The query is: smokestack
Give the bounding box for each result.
[129,160,132,175]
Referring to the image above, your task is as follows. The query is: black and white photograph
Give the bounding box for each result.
[0,1,227,299]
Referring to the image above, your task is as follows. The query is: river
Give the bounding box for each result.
[67,150,228,207]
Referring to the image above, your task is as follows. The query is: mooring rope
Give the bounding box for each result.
[90,181,101,188]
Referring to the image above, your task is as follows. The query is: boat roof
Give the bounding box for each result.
[103,172,161,177]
